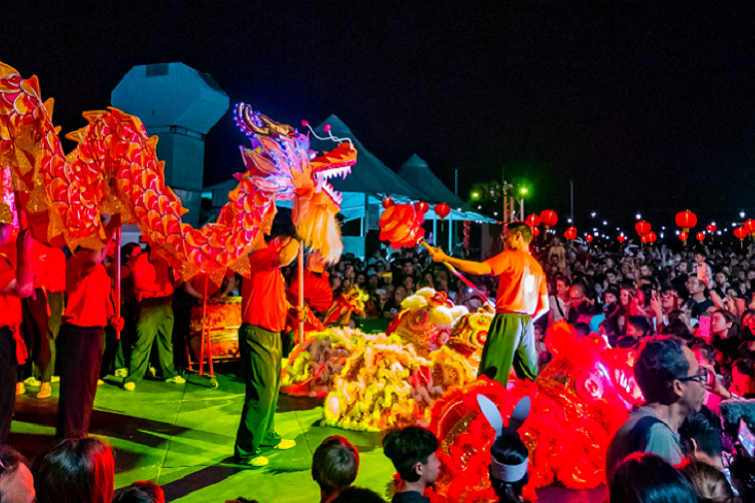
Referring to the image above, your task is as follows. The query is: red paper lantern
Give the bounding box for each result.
[635,220,651,236]
[617,234,627,243]
[642,232,657,244]
[532,227,540,237]
[706,223,716,234]
[585,235,594,243]
[564,227,578,240]
[696,232,705,242]
[734,226,748,247]
[678,231,689,242]
[414,201,429,214]
[525,214,541,228]
[675,210,697,232]
[382,196,394,209]
[434,203,451,220]
[745,219,755,235]
[539,210,558,227]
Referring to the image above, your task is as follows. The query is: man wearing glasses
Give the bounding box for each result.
[605,336,707,483]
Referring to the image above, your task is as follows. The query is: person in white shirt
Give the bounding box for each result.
[548,274,570,325]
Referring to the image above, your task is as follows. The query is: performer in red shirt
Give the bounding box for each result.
[57,217,124,438]
[235,234,300,467]
[284,251,333,353]
[103,242,141,378]
[0,222,33,444]
[428,221,549,386]
[20,240,66,399]
[124,243,185,390]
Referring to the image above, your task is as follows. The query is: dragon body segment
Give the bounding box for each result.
[0,62,356,279]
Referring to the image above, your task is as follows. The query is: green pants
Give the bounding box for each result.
[478,312,540,387]
[23,290,63,383]
[126,297,177,383]
[234,323,282,461]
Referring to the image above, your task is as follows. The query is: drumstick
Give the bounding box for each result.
[418,238,493,306]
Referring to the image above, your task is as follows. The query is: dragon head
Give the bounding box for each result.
[234,103,356,263]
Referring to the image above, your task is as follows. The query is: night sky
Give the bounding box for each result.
[6,2,755,234]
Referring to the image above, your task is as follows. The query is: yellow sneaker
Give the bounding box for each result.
[123,382,136,391]
[23,377,41,387]
[50,376,60,383]
[15,382,26,396]
[274,439,296,450]
[36,382,52,399]
[97,379,104,386]
[165,375,186,384]
[240,456,269,467]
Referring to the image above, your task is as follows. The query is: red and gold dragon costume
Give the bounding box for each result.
[0,62,356,281]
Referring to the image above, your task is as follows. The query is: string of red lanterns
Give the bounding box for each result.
[382,200,750,248]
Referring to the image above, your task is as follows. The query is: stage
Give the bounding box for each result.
[11,365,606,503]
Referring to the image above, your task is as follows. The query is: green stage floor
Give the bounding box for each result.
[11,364,605,502]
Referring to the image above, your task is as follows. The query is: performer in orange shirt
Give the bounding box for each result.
[124,243,185,391]
[57,216,123,438]
[0,221,33,444]
[428,221,549,386]
[235,234,299,467]
[20,240,66,399]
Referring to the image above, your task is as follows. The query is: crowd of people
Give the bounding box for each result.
[3,213,755,502]
[327,234,755,403]
[316,228,755,501]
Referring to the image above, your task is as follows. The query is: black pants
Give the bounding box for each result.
[57,324,104,438]
[0,327,16,444]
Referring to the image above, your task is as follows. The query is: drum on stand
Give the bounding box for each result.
[189,296,242,362]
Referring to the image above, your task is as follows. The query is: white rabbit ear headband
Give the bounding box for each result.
[477,395,531,483]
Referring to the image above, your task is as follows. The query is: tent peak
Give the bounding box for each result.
[401,153,429,170]
[315,114,352,134]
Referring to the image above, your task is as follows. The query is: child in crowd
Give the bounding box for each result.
[312,436,360,503]
[383,426,441,503]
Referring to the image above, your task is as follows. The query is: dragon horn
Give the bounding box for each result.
[258,113,294,136]
[239,103,270,136]
[237,102,294,137]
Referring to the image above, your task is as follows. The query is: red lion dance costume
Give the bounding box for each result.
[427,322,643,502]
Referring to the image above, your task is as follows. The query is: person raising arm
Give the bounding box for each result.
[425,221,549,386]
